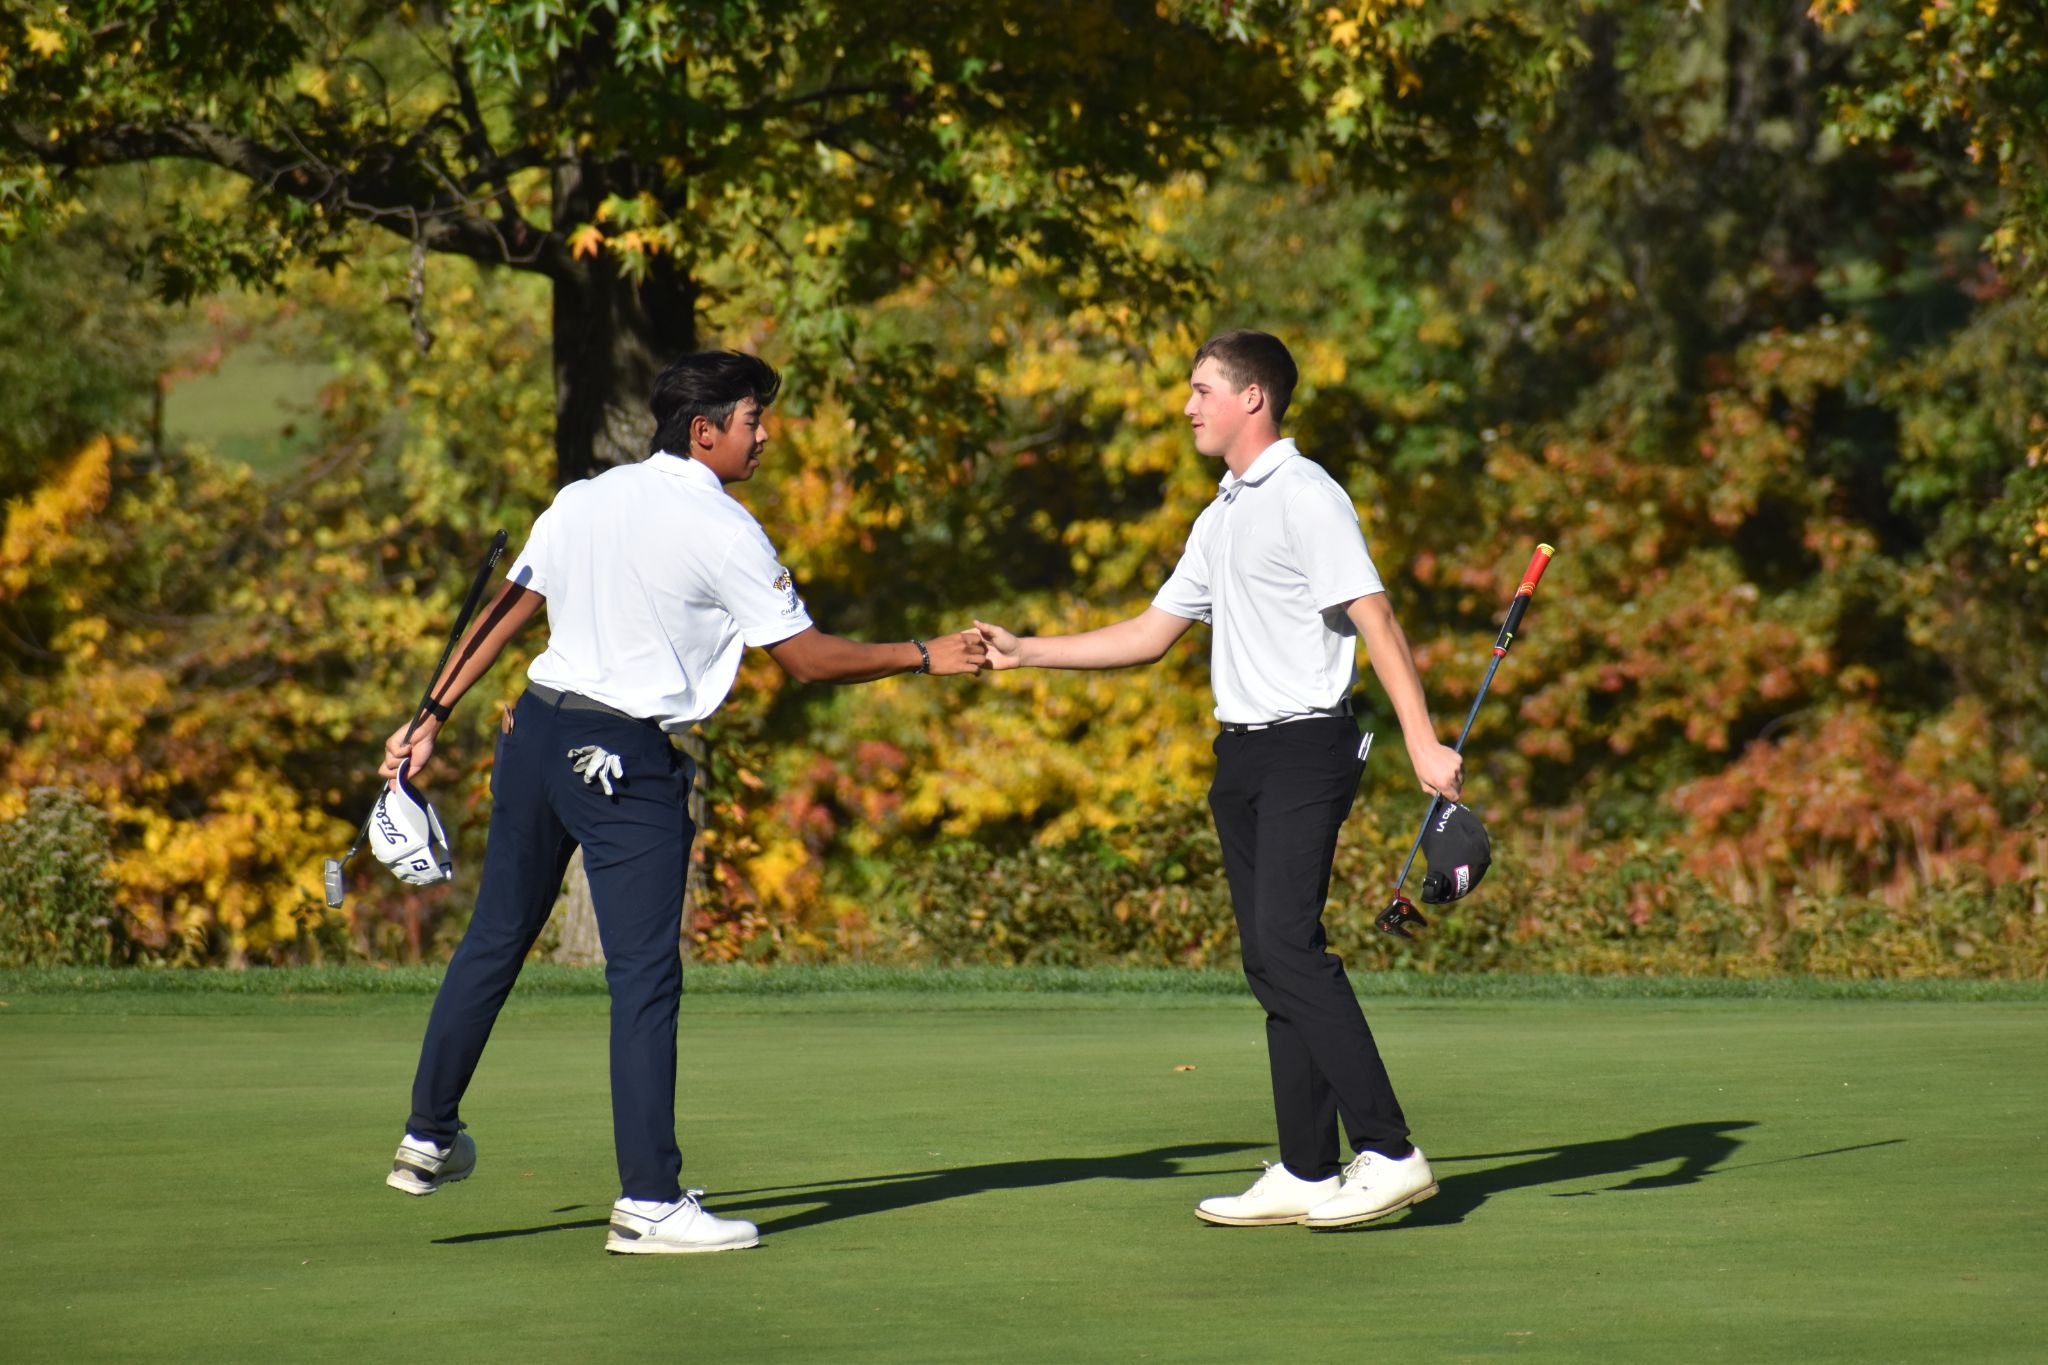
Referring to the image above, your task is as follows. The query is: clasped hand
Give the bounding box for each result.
[923,628,989,676]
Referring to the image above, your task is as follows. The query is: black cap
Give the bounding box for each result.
[1419,801,1491,904]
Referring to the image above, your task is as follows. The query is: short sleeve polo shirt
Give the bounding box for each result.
[1153,439,1384,725]
[508,452,814,730]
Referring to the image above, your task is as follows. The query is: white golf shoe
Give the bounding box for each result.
[606,1190,759,1255]
[385,1130,476,1196]
[1304,1146,1438,1228]
[1195,1162,1340,1226]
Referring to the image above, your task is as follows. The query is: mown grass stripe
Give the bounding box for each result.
[1,964,2042,1002]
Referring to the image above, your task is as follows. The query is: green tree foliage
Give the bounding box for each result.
[0,220,162,502]
[3,0,1254,485]
[1809,0,2048,770]
[0,242,553,963]
[1813,0,2048,286]
[764,0,2046,954]
[1,2,2040,968]
[0,2,1578,481]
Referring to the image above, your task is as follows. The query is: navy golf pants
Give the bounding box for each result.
[1209,716,1411,1182]
[405,688,695,1201]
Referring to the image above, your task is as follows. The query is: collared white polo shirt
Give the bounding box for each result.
[507,452,813,731]
[1153,438,1384,725]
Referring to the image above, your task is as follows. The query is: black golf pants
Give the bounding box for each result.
[1209,716,1411,1182]
[405,688,695,1202]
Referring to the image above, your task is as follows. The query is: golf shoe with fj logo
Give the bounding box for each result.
[606,1191,759,1254]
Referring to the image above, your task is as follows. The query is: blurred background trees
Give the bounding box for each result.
[1,1,2040,973]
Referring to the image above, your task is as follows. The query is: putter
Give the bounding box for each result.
[325,529,508,909]
[1377,543,1556,938]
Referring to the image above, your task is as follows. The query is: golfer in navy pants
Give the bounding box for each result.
[407,691,695,1200]
[373,350,985,1255]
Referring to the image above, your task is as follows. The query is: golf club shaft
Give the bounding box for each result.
[330,529,509,908]
[1444,542,1553,758]
[1389,543,1557,892]
[398,529,509,751]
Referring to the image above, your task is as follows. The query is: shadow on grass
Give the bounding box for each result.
[1327,1120,1905,1232]
[434,1141,1259,1245]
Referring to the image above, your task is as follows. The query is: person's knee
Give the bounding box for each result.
[1250,928,1346,990]
[454,910,543,962]
[601,944,682,1004]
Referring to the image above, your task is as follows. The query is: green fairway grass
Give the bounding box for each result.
[1,971,2041,1363]
[160,332,331,478]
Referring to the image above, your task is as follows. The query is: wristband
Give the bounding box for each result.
[910,638,931,675]
[422,698,452,723]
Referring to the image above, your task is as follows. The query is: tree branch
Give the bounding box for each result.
[446,40,534,237]
[713,81,911,126]
[18,119,572,277]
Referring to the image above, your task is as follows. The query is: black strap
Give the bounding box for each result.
[399,529,508,747]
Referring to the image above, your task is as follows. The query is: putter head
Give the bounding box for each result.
[323,857,347,909]
[1376,895,1428,940]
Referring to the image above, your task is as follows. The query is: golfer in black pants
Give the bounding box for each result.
[977,330,1463,1230]
[373,350,985,1255]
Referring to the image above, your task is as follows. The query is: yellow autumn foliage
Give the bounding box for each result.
[0,435,110,596]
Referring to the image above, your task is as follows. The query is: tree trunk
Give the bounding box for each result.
[542,153,702,964]
[549,848,606,965]
[548,154,697,486]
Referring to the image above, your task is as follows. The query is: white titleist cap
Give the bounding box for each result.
[366,763,453,887]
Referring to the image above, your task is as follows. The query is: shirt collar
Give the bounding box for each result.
[1218,438,1298,497]
[649,450,725,491]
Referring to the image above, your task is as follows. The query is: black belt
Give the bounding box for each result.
[526,683,662,729]
[1219,698,1354,734]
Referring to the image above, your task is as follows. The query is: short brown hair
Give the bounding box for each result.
[1193,330,1298,424]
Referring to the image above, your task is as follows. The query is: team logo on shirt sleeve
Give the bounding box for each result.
[772,567,804,616]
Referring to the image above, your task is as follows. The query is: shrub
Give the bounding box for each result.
[0,787,125,967]
[894,802,2048,979]
[897,812,1237,967]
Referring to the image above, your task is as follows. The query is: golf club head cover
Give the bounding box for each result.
[1418,801,1491,904]
[366,763,453,888]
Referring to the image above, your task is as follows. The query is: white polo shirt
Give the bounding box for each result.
[507,452,814,731]
[1153,439,1384,725]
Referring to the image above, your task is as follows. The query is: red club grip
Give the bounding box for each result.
[1519,543,1555,599]
[1496,542,1556,652]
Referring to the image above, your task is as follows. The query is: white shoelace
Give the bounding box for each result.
[1247,1161,1288,1193]
[567,744,624,796]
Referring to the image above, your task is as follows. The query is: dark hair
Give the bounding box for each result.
[1192,330,1298,425]
[648,351,783,455]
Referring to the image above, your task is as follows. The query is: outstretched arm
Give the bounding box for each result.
[765,626,986,683]
[974,607,1195,671]
[1345,592,1463,799]
[379,581,545,780]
